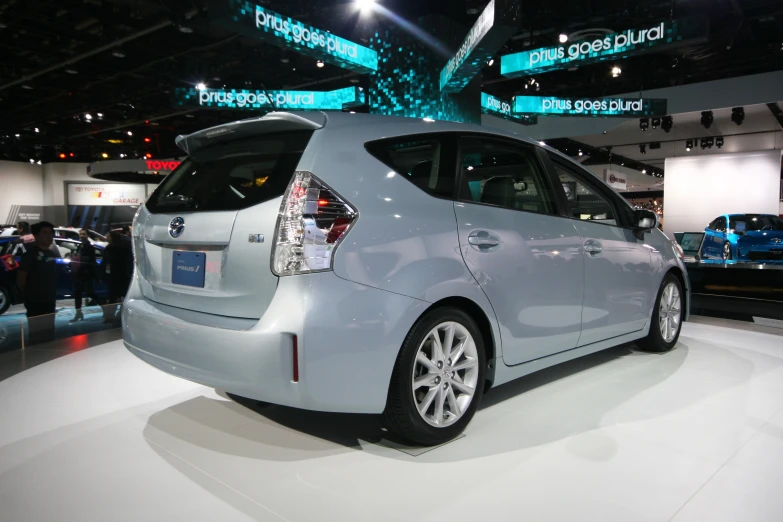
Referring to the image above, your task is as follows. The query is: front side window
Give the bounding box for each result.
[714,217,727,232]
[458,138,555,215]
[552,162,618,226]
[365,136,453,198]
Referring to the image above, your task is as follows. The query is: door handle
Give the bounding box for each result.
[468,230,500,249]
[583,239,603,254]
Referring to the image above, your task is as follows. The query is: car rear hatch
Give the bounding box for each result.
[138,112,324,319]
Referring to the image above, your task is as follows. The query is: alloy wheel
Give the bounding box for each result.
[658,282,682,343]
[411,321,479,428]
[723,242,731,260]
[0,291,6,311]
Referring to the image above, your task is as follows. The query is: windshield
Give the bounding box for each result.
[732,215,783,232]
[88,230,107,241]
[146,131,313,213]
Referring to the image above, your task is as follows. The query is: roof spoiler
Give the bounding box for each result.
[175,111,326,155]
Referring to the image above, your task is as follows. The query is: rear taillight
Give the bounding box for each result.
[272,171,357,276]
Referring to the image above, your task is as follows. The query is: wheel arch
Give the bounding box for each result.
[419,296,498,389]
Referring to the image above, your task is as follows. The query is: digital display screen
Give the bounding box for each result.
[678,232,705,255]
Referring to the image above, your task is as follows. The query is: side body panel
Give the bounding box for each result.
[453,202,585,365]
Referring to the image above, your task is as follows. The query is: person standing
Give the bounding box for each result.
[16,221,58,344]
[71,229,101,322]
[103,230,133,323]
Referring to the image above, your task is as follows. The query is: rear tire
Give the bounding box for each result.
[637,274,683,353]
[383,307,486,446]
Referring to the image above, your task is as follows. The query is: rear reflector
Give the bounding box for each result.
[292,335,299,383]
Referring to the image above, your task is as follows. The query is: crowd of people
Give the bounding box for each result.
[13,221,134,344]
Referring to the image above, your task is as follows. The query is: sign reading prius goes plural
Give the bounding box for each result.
[501,18,708,77]
[480,93,537,125]
[210,1,378,74]
[439,0,521,93]
[173,86,365,111]
[513,96,668,118]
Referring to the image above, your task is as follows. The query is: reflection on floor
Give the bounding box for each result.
[0,303,121,353]
[0,319,782,521]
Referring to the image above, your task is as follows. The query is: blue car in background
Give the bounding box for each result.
[702,214,783,261]
[0,237,108,315]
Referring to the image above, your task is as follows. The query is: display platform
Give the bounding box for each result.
[1,320,782,521]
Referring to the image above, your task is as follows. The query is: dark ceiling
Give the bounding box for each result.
[1,0,782,163]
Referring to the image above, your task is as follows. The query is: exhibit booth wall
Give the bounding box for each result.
[663,150,782,234]
[0,160,157,226]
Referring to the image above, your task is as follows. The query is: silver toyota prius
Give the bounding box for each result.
[124,111,689,445]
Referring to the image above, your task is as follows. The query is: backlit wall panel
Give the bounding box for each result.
[663,151,782,234]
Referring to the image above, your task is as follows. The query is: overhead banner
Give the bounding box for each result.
[513,96,668,117]
[67,183,147,206]
[174,86,365,111]
[501,18,709,77]
[439,0,521,93]
[208,1,378,74]
[480,93,537,125]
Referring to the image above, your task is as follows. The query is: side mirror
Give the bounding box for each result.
[634,209,657,230]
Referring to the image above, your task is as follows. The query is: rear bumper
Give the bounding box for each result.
[123,271,428,414]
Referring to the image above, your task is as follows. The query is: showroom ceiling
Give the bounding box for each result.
[0,0,782,162]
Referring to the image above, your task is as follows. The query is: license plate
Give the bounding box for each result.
[172,251,206,288]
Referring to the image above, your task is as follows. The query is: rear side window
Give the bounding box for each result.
[146,131,313,213]
[365,136,455,198]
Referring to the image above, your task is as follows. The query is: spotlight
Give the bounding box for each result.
[127,131,133,136]
[559,34,568,43]
[196,82,206,90]
[96,113,103,117]
[731,107,744,125]
[101,152,109,159]
[700,138,708,150]
[29,158,34,163]
[488,58,494,66]
[642,169,647,174]
[143,137,151,143]
[145,153,152,159]
[640,118,649,131]
[611,66,622,77]
[34,127,39,133]
[662,115,673,133]
[356,0,376,11]
[716,136,724,148]
[651,117,661,129]
[701,111,713,129]
[58,153,66,159]
[685,140,693,151]
[84,113,92,120]
[14,133,20,137]
[578,150,583,156]
[706,137,715,148]
[316,60,325,68]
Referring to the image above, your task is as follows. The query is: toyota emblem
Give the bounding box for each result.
[169,217,185,238]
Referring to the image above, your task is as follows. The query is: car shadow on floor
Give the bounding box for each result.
[144,340,753,464]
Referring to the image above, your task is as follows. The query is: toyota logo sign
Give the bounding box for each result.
[169,217,185,238]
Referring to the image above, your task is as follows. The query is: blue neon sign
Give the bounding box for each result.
[174,86,365,111]
[213,1,378,74]
[502,18,708,77]
[513,96,667,118]
[480,93,536,125]
[439,0,521,93]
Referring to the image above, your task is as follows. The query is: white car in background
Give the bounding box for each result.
[53,227,108,247]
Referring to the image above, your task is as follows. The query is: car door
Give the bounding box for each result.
[549,157,654,347]
[705,216,727,258]
[453,136,585,366]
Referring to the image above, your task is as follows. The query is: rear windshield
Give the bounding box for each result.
[146,131,313,213]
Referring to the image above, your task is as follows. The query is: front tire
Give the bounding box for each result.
[383,307,486,446]
[638,274,683,353]
[0,287,10,315]
[722,241,732,261]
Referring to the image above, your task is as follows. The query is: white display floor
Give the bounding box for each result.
[1,320,782,522]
